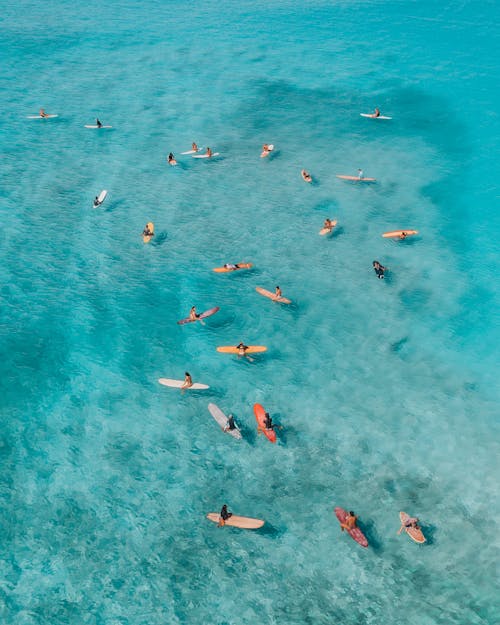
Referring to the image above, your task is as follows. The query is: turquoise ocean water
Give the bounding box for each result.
[1,1,499,623]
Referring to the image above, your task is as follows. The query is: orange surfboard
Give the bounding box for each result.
[253,403,277,443]
[382,230,418,239]
[217,346,267,354]
[213,263,253,273]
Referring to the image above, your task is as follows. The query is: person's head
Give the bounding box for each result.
[185,371,190,377]
[221,504,227,510]
[349,511,355,516]
[276,286,280,290]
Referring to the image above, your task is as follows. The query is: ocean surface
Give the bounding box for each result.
[1,1,499,623]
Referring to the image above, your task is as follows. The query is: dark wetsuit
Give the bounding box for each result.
[264,413,274,429]
[227,415,236,431]
[220,505,232,521]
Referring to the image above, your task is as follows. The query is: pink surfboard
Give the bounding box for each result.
[177,306,220,325]
[334,507,368,547]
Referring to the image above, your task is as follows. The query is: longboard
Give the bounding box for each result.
[319,220,338,235]
[217,345,267,354]
[336,175,376,182]
[177,306,220,325]
[260,144,275,158]
[93,190,107,207]
[85,125,113,129]
[254,403,277,443]
[192,152,220,158]
[382,230,418,239]
[400,511,426,544]
[334,507,368,547]
[255,287,291,305]
[206,513,264,529]
[208,403,242,439]
[360,113,392,120]
[143,222,154,243]
[27,114,58,119]
[158,378,209,390]
[213,263,252,273]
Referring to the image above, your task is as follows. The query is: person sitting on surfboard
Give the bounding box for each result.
[218,504,232,526]
[39,108,49,118]
[397,516,420,534]
[181,372,193,392]
[274,286,282,300]
[373,108,381,118]
[324,218,335,232]
[301,169,312,182]
[373,261,386,279]
[96,118,102,128]
[93,196,100,208]
[358,169,364,179]
[142,224,154,238]
[341,511,358,531]
[264,412,275,430]
[236,342,249,356]
[261,144,271,157]
[189,306,200,321]
[224,415,237,431]
[206,147,213,157]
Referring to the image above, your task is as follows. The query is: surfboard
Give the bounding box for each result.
[254,403,277,443]
[334,507,368,548]
[213,263,253,273]
[181,147,203,154]
[319,220,338,235]
[143,222,154,243]
[27,114,58,119]
[336,175,376,182]
[158,378,209,390]
[206,513,264,529]
[85,125,113,129]
[260,144,274,158]
[208,403,242,439]
[301,171,312,183]
[382,230,418,239]
[93,190,107,207]
[217,346,267,354]
[177,306,220,325]
[255,287,291,305]
[400,511,426,544]
[360,113,392,120]
[192,152,220,158]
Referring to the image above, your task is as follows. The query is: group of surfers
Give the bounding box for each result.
[168,143,213,164]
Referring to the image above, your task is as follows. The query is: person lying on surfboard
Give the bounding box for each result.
[218,504,232,527]
[340,511,358,531]
[373,260,386,279]
[397,516,420,534]
[142,224,154,238]
[399,231,408,239]
[39,108,49,118]
[223,263,240,270]
[324,218,335,232]
[180,372,193,392]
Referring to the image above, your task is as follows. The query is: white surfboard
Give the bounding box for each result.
[181,147,204,155]
[85,125,113,129]
[192,152,220,159]
[158,378,209,390]
[93,190,107,207]
[27,114,59,119]
[208,403,242,439]
[360,113,392,120]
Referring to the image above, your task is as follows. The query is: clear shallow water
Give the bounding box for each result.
[1,1,499,624]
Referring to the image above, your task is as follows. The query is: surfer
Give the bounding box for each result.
[341,511,358,532]
[372,260,386,279]
[142,223,154,238]
[372,108,381,118]
[189,306,199,321]
[224,415,237,432]
[261,144,271,157]
[168,152,177,165]
[324,218,335,233]
[218,504,232,527]
[397,516,420,534]
[236,342,249,357]
[301,169,312,183]
[93,196,101,208]
[192,142,198,152]
[358,169,364,179]
[224,263,240,270]
[181,371,193,393]
[206,147,213,157]
[399,231,408,240]
[96,118,102,128]
[264,412,275,430]
[39,108,49,118]
[274,286,282,300]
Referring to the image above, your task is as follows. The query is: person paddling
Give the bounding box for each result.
[341,511,358,532]
[218,504,232,527]
[236,342,249,357]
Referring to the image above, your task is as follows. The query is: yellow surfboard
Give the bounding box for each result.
[143,222,154,243]
[217,346,267,354]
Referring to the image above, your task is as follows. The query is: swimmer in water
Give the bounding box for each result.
[341,511,358,532]
[372,260,386,279]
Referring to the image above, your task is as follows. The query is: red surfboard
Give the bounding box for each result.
[334,507,368,547]
[253,403,277,443]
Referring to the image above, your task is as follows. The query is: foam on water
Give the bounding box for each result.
[1,1,499,624]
